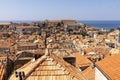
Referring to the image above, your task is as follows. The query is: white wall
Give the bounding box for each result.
[115,30,120,47]
[95,67,108,80]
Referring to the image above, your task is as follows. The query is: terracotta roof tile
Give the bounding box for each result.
[0,40,12,48]
[82,67,95,80]
[96,54,120,80]
[97,35,106,40]
[16,26,39,29]
[73,53,92,67]
[0,57,6,80]
[84,48,93,53]
[17,42,37,47]
[9,54,87,80]
[0,64,5,80]
[50,20,61,23]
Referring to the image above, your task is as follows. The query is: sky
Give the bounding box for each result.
[0,0,120,21]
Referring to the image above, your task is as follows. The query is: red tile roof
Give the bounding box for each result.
[0,57,6,80]
[16,26,39,29]
[17,42,37,47]
[9,54,87,80]
[50,20,61,23]
[0,41,12,48]
[73,53,92,67]
[82,67,95,80]
[96,54,120,80]
[0,64,5,80]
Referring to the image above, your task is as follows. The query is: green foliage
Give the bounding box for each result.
[97,31,104,35]
[81,32,88,36]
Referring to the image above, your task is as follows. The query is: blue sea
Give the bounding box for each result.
[78,20,120,29]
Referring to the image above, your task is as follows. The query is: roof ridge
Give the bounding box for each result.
[50,53,88,80]
[9,55,47,80]
[23,55,47,80]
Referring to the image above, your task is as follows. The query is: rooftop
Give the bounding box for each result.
[9,53,87,80]
[82,67,95,80]
[16,26,39,29]
[0,22,11,25]
[50,20,61,23]
[0,57,6,80]
[0,64,5,80]
[17,42,37,47]
[96,54,120,80]
[0,40,13,48]
[73,53,92,67]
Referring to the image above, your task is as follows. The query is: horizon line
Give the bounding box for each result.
[0,19,120,22]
